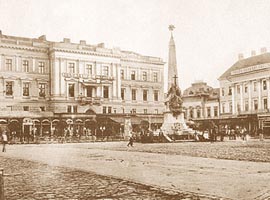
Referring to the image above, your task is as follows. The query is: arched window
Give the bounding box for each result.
[197,108,201,118]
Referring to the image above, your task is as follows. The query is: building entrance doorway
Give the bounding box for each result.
[23,118,33,143]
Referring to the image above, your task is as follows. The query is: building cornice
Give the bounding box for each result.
[49,47,164,65]
[121,58,165,65]
[49,47,121,59]
[0,44,48,53]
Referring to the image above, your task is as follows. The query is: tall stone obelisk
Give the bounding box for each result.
[160,25,190,140]
[168,25,179,90]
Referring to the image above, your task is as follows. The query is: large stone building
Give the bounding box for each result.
[0,31,165,137]
[218,48,270,135]
[182,81,220,124]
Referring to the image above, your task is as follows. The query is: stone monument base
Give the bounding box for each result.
[160,112,191,135]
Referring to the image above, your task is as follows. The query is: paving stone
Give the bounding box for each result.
[0,156,216,200]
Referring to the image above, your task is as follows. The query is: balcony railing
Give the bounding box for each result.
[77,96,102,106]
[62,73,114,81]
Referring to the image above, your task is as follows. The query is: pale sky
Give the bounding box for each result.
[1,0,270,90]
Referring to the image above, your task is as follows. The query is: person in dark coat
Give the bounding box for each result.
[127,135,134,147]
[2,131,8,152]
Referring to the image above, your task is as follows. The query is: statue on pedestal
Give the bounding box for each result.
[166,75,183,117]
[159,25,195,141]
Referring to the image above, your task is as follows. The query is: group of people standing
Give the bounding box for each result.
[207,125,251,142]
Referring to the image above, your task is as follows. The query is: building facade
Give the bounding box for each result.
[0,32,165,137]
[182,81,220,125]
[219,49,270,135]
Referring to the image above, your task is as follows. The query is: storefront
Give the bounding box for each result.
[258,114,270,135]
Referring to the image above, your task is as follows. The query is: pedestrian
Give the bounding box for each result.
[127,135,134,147]
[258,128,264,141]
[2,131,8,152]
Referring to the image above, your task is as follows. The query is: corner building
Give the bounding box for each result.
[0,32,165,137]
[219,49,270,135]
[182,81,220,124]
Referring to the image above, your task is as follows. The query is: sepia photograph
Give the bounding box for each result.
[0,0,270,199]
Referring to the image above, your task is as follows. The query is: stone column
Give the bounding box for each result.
[96,62,101,75]
[76,59,80,74]
[258,79,262,110]
[51,58,60,97]
[267,78,270,109]
[96,85,101,97]
[34,80,39,98]
[112,64,117,98]
[32,58,36,73]
[127,66,130,80]
[138,68,141,81]
[16,79,22,98]
[116,64,121,99]
[240,84,243,111]
[231,85,235,114]
[248,81,252,111]
[14,56,18,72]
[59,58,66,97]
[101,86,104,98]
[1,55,5,71]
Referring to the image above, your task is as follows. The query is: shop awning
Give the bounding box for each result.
[109,117,125,124]
[109,115,163,125]
[104,116,142,125]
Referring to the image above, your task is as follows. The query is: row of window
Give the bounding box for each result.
[121,89,159,101]
[187,106,219,119]
[120,70,159,82]
[69,63,160,82]
[68,83,160,102]
[67,105,160,114]
[4,59,46,73]
[3,59,159,82]
[5,105,46,111]
[102,107,159,114]
[68,63,101,76]
[67,105,78,113]
[222,98,268,113]
[5,81,46,97]
[222,80,269,96]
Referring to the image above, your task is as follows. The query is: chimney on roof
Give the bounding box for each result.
[251,50,256,56]
[63,38,70,43]
[260,47,267,54]
[80,40,86,45]
[238,53,244,60]
[97,43,105,48]
[38,35,46,41]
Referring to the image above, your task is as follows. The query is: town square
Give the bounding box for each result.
[1,140,270,199]
[1,0,270,199]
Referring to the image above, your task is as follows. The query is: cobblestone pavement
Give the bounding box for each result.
[1,142,270,200]
[0,156,217,200]
[86,140,270,162]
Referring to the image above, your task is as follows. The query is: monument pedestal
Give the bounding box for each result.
[160,112,188,135]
